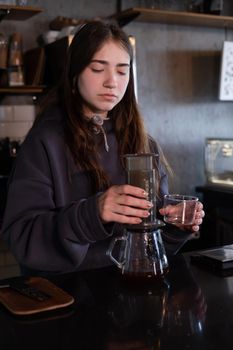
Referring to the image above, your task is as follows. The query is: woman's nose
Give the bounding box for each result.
[103,71,117,88]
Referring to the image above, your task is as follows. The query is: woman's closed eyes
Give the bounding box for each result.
[89,61,130,76]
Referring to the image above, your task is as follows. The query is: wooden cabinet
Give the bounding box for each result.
[179,185,233,252]
[196,185,233,248]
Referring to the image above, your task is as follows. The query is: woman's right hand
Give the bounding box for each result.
[98,185,153,225]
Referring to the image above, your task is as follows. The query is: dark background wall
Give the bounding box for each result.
[1,0,233,197]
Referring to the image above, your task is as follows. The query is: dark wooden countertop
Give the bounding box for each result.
[0,253,232,349]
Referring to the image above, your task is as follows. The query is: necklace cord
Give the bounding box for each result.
[88,115,110,152]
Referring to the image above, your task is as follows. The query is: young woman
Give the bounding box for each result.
[0,21,204,275]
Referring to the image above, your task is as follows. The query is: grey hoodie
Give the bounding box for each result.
[0,105,188,276]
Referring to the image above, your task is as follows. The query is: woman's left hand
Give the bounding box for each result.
[189,201,205,232]
[159,201,205,233]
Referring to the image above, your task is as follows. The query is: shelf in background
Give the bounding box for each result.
[110,7,233,29]
[0,85,45,94]
[0,4,42,21]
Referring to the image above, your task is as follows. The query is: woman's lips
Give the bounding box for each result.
[99,94,117,101]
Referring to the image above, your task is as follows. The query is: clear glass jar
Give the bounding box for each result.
[8,33,25,86]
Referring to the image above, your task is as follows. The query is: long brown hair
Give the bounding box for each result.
[39,20,166,191]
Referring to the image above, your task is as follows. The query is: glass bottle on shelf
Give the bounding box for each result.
[0,33,8,87]
[7,32,25,87]
[0,33,8,70]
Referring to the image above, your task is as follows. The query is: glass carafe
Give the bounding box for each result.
[107,227,169,280]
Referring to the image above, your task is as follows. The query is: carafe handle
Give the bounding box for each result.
[107,236,126,269]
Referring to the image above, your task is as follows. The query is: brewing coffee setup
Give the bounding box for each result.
[107,153,169,281]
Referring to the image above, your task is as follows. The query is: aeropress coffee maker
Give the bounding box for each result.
[107,153,169,280]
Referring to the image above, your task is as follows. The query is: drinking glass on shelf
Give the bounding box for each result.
[162,194,198,226]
